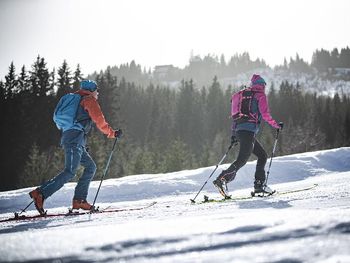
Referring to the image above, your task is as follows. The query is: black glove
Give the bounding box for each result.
[231,135,238,144]
[278,122,284,131]
[115,129,123,138]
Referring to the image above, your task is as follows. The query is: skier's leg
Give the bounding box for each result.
[213,130,255,197]
[233,130,255,170]
[218,130,255,183]
[252,139,268,182]
[73,147,96,201]
[39,144,83,199]
[252,139,268,191]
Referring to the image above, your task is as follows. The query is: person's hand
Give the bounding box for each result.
[115,129,123,138]
[231,135,238,144]
[278,122,284,131]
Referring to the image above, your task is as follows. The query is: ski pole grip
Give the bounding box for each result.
[279,122,284,130]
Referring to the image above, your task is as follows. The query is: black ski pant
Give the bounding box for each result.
[224,130,268,183]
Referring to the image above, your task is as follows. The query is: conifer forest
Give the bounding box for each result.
[1,47,350,191]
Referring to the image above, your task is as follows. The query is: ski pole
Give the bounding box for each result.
[190,142,235,203]
[264,128,280,189]
[92,137,119,208]
[16,200,34,217]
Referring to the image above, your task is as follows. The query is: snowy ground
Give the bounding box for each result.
[0,147,349,262]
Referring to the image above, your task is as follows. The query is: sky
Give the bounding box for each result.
[0,0,349,78]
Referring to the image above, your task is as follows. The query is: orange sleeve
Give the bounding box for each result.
[81,96,115,138]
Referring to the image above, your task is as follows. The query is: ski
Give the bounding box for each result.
[0,201,157,223]
[196,184,318,204]
[250,189,276,197]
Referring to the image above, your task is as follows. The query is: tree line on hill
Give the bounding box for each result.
[92,46,350,87]
[1,48,350,191]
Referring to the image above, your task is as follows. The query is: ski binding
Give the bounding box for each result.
[250,189,276,197]
[68,206,99,214]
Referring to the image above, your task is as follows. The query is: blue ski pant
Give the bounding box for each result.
[39,144,96,200]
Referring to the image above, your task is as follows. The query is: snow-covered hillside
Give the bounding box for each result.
[218,68,350,97]
[0,147,349,262]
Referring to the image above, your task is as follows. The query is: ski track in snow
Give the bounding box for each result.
[0,147,349,262]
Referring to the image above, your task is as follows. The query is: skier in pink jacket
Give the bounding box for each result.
[213,74,283,197]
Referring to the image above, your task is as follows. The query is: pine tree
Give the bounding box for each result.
[175,79,203,152]
[72,64,83,91]
[30,56,44,96]
[37,56,53,96]
[18,65,29,92]
[162,140,195,172]
[151,86,177,147]
[56,60,72,98]
[206,76,227,141]
[345,109,350,146]
[311,49,331,72]
[339,46,350,68]
[127,147,158,175]
[330,48,339,68]
[4,62,17,99]
[18,143,52,187]
[27,56,58,149]
[1,62,23,190]
[0,80,4,101]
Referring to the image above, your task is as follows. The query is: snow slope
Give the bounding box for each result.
[218,68,350,97]
[0,147,349,262]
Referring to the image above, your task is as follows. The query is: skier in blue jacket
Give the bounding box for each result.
[29,80,122,214]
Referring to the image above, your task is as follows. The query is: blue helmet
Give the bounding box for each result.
[80,80,98,92]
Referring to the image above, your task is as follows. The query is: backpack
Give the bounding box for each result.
[53,93,83,132]
[231,87,259,124]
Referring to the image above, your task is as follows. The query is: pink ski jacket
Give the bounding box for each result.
[233,83,279,134]
[251,84,279,129]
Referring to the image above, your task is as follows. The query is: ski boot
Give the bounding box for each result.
[29,188,46,215]
[213,169,237,199]
[71,199,98,213]
[213,177,231,199]
[251,180,276,197]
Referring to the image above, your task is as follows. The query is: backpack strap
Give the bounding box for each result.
[75,94,92,124]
